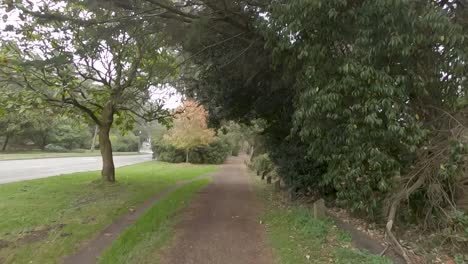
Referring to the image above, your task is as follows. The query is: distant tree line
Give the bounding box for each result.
[0,105,146,153]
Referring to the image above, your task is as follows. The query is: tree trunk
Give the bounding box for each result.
[186,149,189,163]
[40,134,48,150]
[90,125,98,152]
[2,134,9,151]
[274,180,281,191]
[249,145,255,162]
[99,104,115,182]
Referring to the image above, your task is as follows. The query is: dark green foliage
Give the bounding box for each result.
[52,122,92,150]
[153,139,231,164]
[44,144,68,152]
[0,106,93,151]
[218,121,247,157]
[163,2,468,254]
[251,154,274,174]
[265,0,467,217]
[152,142,186,163]
[175,0,468,226]
[266,135,328,197]
[110,133,139,152]
[190,140,231,164]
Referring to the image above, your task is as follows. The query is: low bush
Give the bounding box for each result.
[110,134,139,152]
[190,140,231,164]
[44,144,68,152]
[153,139,231,164]
[152,142,186,163]
[52,123,92,150]
[251,154,274,174]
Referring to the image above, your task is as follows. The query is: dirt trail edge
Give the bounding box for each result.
[62,174,215,264]
[159,156,275,264]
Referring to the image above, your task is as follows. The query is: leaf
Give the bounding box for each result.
[328,8,338,19]
[342,64,349,73]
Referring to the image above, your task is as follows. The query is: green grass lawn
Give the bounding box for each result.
[254,176,391,264]
[99,178,211,264]
[0,162,217,264]
[0,151,144,160]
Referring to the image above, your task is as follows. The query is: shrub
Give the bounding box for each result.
[152,142,186,163]
[110,134,139,152]
[190,140,231,164]
[266,135,328,197]
[44,144,68,152]
[251,154,274,174]
[153,139,231,164]
[52,123,92,150]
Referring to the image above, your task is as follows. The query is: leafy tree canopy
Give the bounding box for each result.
[164,100,215,162]
[0,0,178,181]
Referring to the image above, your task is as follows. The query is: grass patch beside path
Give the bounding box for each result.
[0,162,217,264]
[0,151,143,160]
[253,176,391,264]
[99,178,211,264]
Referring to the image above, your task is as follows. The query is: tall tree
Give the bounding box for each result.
[0,1,175,181]
[164,100,214,163]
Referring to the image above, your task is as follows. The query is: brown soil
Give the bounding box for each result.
[17,224,65,245]
[62,174,215,264]
[0,240,11,250]
[159,156,276,264]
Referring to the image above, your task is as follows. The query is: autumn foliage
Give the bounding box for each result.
[164,100,215,162]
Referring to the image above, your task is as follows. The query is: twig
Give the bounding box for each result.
[380,244,390,256]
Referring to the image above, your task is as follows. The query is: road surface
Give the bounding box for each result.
[0,154,153,184]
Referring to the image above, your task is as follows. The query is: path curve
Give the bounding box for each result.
[159,156,275,264]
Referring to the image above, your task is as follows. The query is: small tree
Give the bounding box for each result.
[164,100,214,163]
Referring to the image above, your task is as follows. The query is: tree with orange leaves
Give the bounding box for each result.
[164,100,215,163]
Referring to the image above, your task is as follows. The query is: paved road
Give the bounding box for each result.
[0,154,153,184]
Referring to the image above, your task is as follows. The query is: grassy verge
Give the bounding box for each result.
[253,176,391,264]
[99,178,211,264]
[0,151,144,160]
[0,162,217,264]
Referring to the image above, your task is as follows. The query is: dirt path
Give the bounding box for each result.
[159,156,275,264]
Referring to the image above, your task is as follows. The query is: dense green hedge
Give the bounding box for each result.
[153,139,231,164]
[190,140,231,164]
[152,143,186,163]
